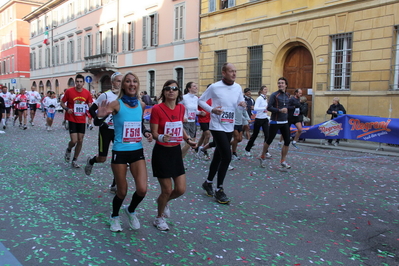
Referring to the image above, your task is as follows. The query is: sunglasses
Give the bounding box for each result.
[163,86,179,91]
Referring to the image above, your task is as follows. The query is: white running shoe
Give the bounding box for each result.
[162,204,171,218]
[228,164,234,171]
[71,160,80,168]
[281,161,291,169]
[258,157,266,168]
[124,206,140,230]
[277,142,282,150]
[232,154,240,160]
[109,216,123,232]
[245,150,251,157]
[265,152,272,158]
[153,217,169,231]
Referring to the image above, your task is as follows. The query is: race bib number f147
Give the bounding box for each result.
[122,121,142,143]
[164,121,183,142]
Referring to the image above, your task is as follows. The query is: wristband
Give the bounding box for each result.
[158,134,164,142]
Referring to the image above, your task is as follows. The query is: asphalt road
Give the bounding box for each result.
[1,112,399,266]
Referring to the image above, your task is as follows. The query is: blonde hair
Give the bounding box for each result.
[333,97,340,103]
[300,96,307,103]
[117,72,140,99]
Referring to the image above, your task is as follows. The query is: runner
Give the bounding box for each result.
[1,86,13,129]
[150,79,196,230]
[259,77,291,169]
[14,88,28,130]
[27,85,41,126]
[44,91,59,131]
[96,72,153,232]
[85,72,123,194]
[60,74,93,168]
[198,63,246,204]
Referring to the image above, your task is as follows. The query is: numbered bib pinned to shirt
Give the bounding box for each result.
[122,121,142,143]
[48,107,55,114]
[294,108,300,117]
[187,109,196,122]
[164,121,183,142]
[74,103,85,116]
[220,107,235,124]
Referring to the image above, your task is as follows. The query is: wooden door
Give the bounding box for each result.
[283,46,313,124]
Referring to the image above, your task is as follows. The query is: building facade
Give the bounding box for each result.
[0,0,46,91]
[23,0,200,97]
[199,0,399,123]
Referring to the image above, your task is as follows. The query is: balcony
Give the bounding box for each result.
[83,53,118,74]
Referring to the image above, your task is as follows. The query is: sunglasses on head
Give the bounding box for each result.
[163,86,179,91]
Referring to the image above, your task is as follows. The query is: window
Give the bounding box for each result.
[67,40,74,63]
[209,0,216,12]
[60,41,65,64]
[214,50,227,81]
[45,47,50,67]
[32,51,36,70]
[96,31,102,54]
[110,28,117,53]
[148,70,155,96]
[221,0,235,10]
[329,33,352,90]
[38,48,42,69]
[11,56,14,72]
[392,26,399,90]
[143,13,158,48]
[174,3,185,41]
[85,34,93,57]
[248,46,263,91]
[123,21,135,51]
[175,67,183,89]
[77,37,82,60]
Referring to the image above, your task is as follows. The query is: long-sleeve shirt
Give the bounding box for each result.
[199,80,244,132]
[253,94,269,120]
[234,106,250,126]
[180,93,201,122]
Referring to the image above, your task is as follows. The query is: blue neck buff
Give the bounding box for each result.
[121,95,138,107]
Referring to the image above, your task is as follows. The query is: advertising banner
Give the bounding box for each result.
[291,115,399,145]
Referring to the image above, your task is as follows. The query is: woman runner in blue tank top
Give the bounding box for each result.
[97,72,153,232]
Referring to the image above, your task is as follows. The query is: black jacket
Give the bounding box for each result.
[327,103,346,119]
[267,90,290,122]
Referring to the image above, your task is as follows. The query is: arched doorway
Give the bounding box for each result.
[68,78,75,88]
[283,46,313,123]
[39,81,44,93]
[55,79,59,95]
[100,75,111,92]
[46,80,52,91]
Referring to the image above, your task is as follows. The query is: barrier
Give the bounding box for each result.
[289,114,399,145]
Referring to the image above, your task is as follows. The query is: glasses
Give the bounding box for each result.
[163,86,179,91]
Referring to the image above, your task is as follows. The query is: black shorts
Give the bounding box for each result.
[289,117,302,125]
[98,126,114,157]
[1,107,11,114]
[199,122,209,132]
[14,108,18,116]
[29,104,37,111]
[68,121,86,134]
[152,143,185,179]
[111,149,145,164]
[234,125,243,133]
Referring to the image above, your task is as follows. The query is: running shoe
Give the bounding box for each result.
[281,161,291,169]
[258,157,266,168]
[202,181,214,197]
[64,149,71,162]
[153,217,169,231]
[109,216,123,232]
[334,141,339,146]
[245,150,251,157]
[71,160,80,168]
[232,154,240,160]
[214,189,230,204]
[203,152,211,161]
[196,146,204,159]
[277,142,282,150]
[31,121,34,126]
[13,119,16,126]
[48,126,52,131]
[84,157,93,175]
[291,141,298,149]
[228,164,234,170]
[110,185,117,193]
[265,152,272,158]
[2,125,5,130]
[124,206,140,230]
[89,124,93,130]
[162,204,170,218]
[23,125,27,130]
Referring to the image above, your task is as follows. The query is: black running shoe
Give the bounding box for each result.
[202,181,214,197]
[215,189,230,204]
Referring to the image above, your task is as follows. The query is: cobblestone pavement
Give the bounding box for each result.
[1,112,399,266]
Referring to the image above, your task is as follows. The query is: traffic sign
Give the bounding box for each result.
[11,78,16,84]
[85,76,93,83]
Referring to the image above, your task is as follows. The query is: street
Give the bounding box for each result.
[1,112,399,266]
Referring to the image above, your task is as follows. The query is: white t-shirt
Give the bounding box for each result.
[95,90,118,129]
[199,81,244,133]
[27,91,41,104]
[0,92,12,107]
[180,93,200,122]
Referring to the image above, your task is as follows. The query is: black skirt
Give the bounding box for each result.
[151,143,185,179]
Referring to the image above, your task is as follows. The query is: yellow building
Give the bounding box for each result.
[199,0,399,123]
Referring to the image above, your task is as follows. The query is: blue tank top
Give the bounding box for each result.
[113,99,143,151]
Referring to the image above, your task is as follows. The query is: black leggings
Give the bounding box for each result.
[207,130,233,188]
[267,123,290,146]
[245,118,269,152]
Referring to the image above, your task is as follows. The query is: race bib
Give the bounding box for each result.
[294,108,300,117]
[106,115,114,127]
[164,121,183,142]
[187,109,196,122]
[122,121,142,143]
[48,107,55,114]
[74,104,85,116]
[220,107,235,124]
[19,102,27,108]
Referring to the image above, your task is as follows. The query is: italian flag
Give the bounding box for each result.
[43,29,49,45]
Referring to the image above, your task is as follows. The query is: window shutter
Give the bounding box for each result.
[122,24,126,51]
[142,16,147,48]
[130,21,135,50]
[96,32,100,54]
[113,30,117,53]
[71,41,74,63]
[153,13,158,46]
[209,0,216,12]
[84,35,88,57]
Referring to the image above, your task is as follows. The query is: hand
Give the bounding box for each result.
[238,101,247,108]
[212,106,223,115]
[144,132,153,142]
[97,101,112,117]
[280,108,287,113]
[163,134,171,142]
[187,139,197,148]
[199,111,206,116]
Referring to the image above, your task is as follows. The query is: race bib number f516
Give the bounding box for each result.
[164,121,183,142]
[122,121,142,143]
